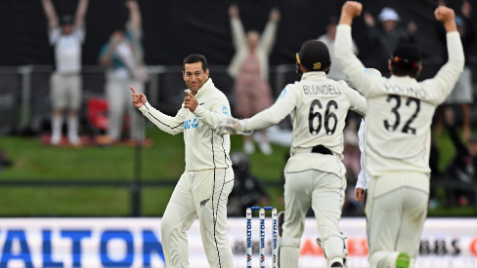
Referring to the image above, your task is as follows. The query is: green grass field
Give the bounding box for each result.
[0,127,288,216]
[0,126,474,216]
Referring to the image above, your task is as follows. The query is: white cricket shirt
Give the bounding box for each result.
[335,24,464,178]
[356,119,371,189]
[242,71,367,177]
[139,79,233,175]
[50,27,85,74]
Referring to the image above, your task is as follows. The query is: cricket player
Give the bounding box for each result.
[131,54,234,268]
[41,0,89,145]
[335,2,464,268]
[217,40,367,268]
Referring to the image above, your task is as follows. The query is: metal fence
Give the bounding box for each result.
[0,61,477,216]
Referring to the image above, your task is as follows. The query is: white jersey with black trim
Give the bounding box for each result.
[242,71,367,177]
[335,24,464,178]
[138,79,233,174]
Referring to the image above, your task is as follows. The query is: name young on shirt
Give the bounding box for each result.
[384,84,427,99]
[303,85,341,96]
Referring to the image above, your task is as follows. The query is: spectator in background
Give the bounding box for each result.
[41,0,90,146]
[439,0,475,141]
[364,7,417,75]
[318,17,359,81]
[228,5,280,155]
[227,152,269,216]
[443,108,477,207]
[98,0,146,145]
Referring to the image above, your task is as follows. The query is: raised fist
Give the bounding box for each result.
[342,1,363,18]
[434,6,455,24]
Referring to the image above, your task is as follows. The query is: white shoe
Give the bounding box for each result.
[259,141,272,155]
[51,134,61,145]
[68,134,80,146]
[244,141,255,154]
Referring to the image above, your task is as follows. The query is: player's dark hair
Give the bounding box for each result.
[183,54,208,72]
[390,44,421,78]
[390,63,420,78]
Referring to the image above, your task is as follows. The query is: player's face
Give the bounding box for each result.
[183,62,209,94]
[247,32,260,50]
[61,24,73,35]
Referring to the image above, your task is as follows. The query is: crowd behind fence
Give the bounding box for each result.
[0,62,476,216]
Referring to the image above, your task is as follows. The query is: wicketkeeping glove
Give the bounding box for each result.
[216,118,253,136]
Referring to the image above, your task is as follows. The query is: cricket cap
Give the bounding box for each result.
[296,40,331,73]
[391,43,421,70]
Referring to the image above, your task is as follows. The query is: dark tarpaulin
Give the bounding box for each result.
[0,0,476,66]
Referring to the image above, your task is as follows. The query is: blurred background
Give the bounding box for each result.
[0,0,475,219]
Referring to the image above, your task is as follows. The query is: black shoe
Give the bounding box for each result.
[331,261,344,268]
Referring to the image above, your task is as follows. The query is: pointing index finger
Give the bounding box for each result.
[130,86,138,94]
[184,90,194,98]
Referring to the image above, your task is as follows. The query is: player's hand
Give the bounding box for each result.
[342,1,362,18]
[184,91,198,112]
[229,5,239,18]
[354,188,365,202]
[131,86,147,108]
[435,6,457,32]
[435,6,455,24]
[216,118,251,136]
[270,8,281,22]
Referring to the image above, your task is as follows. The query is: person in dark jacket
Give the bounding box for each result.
[227,152,270,216]
[443,108,477,207]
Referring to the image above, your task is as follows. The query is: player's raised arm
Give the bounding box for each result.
[217,86,298,136]
[335,2,378,97]
[422,6,464,105]
[41,0,59,29]
[131,86,186,136]
[74,0,89,29]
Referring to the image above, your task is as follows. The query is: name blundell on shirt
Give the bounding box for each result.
[384,84,427,99]
[303,84,341,95]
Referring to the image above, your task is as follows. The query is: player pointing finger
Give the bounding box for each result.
[130,86,147,108]
[183,90,198,112]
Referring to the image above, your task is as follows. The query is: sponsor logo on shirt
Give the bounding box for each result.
[184,118,198,130]
[200,198,210,207]
[222,106,229,115]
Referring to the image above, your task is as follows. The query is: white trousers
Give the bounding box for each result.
[282,169,347,267]
[366,172,429,268]
[161,168,234,268]
[105,74,145,141]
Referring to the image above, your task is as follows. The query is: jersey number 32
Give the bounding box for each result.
[384,94,421,135]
